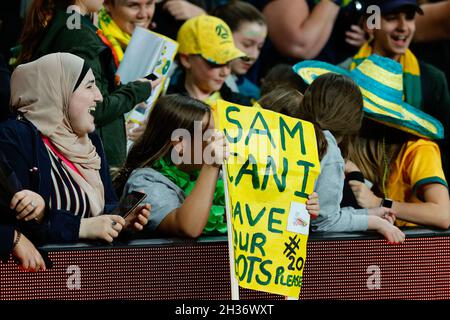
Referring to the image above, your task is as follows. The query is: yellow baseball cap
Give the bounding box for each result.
[177,15,247,65]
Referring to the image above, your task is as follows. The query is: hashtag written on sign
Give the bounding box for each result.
[283,235,300,259]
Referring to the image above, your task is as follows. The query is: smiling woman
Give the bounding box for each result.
[0,53,151,245]
[105,0,155,34]
[68,69,103,137]
[99,0,156,62]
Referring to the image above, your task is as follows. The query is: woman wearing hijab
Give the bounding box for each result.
[0,52,150,244]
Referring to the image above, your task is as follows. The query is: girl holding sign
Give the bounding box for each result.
[115,93,320,237]
[114,94,230,238]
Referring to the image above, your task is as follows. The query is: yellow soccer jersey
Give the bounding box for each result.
[388,139,447,227]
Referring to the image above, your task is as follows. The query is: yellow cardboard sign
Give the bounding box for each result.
[214,100,321,298]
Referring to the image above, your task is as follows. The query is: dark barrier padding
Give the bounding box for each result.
[1,228,450,300]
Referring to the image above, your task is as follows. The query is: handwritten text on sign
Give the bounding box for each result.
[214,100,320,298]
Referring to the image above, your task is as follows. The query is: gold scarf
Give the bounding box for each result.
[98,8,131,62]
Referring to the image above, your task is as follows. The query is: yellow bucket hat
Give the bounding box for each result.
[177,15,247,65]
[293,54,444,140]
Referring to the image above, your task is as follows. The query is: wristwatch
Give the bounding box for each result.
[381,198,393,209]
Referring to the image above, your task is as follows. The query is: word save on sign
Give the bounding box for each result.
[214,100,320,298]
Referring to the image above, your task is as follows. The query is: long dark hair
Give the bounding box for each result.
[18,0,75,64]
[298,73,363,160]
[113,94,211,194]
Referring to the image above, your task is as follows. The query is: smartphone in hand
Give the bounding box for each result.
[113,191,147,218]
[145,73,159,81]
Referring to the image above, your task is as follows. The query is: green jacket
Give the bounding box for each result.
[34,10,151,167]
